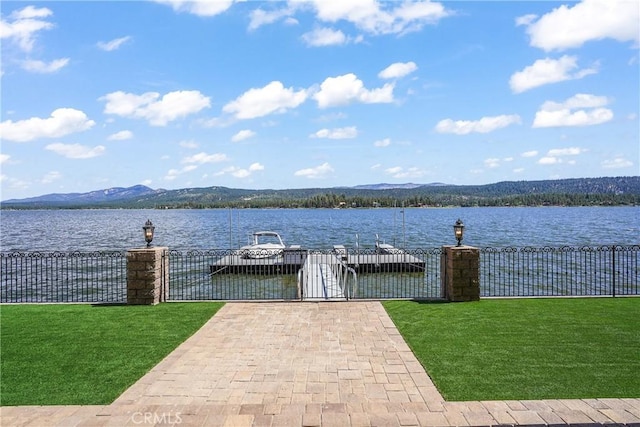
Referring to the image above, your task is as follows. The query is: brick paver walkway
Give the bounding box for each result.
[1,301,639,426]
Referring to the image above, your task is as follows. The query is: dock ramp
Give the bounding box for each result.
[298,252,356,300]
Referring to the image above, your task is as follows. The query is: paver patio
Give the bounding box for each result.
[1,301,639,426]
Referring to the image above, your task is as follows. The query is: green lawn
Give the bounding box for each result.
[383,298,640,401]
[0,302,223,406]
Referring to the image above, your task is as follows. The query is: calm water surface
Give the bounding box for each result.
[0,206,638,252]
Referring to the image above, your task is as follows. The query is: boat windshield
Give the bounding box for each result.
[252,232,284,246]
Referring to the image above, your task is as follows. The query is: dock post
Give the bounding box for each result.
[126,246,169,305]
[441,245,480,302]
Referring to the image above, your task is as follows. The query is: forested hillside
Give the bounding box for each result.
[2,176,638,209]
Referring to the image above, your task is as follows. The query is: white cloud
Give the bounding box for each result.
[249,162,264,172]
[601,157,633,169]
[97,36,131,51]
[45,143,106,159]
[378,61,418,79]
[374,138,391,147]
[315,112,348,122]
[509,55,597,93]
[537,146,586,165]
[547,147,586,156]
[301,27,348,46]
[0,108,95,142]
[521,150,539,158]
[385,166,402,175]
[101,90,210,126]
[107,130,133,141]
[384,166,425,179]
[519,0,639,51]
[541,93,609,111]
[515,14,537,27]
[223,81,308,119]
[310,126,358,139]
[435,114,521,135]
[310,0,451,35]
[182,152,229,164]
[248,0,450,35]
[533,93,613,128]
[164,165,198,181]
[294,162,334,179]
[484,158,501,168]
[397,167,425,179]
[152,0,235,17]
[1,176,30,190]
[231,129,256,142]
[313,73,394,108]
[21,58,69,73]
[538,156,560,165]
[41,170,62,184]
[222,162,265,178]
[164,169,179,181]
[0,154,10,164]
[248,6,297,31]
[179,140,198,149]
[0,6,54,52]
[231,168,251,178]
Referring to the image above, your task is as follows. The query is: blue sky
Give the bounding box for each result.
[1,0,638,200]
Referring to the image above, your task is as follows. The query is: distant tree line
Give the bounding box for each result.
[154,192,639,210]
[2,176,638,209]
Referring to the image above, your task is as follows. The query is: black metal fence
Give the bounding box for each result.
[479,245,639,297]
[167,248,443,301]
[168,249,300,301]
[0,251,127,303]
[1,245,638,303]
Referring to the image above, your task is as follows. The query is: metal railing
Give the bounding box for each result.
[350,247,442,299]
[297,251,358,300]
[0,251,127,303]
[479,245,639,297]
[168,249,300,300]
[168,247,443,301]
[1,245,637,303]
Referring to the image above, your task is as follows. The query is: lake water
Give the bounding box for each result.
[1,206,638,252]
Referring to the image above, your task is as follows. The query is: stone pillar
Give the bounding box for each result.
[441,245,480,302]
[126,247,168,305]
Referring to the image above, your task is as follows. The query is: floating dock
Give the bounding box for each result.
[209,247,306,275]
[209,245,425,275]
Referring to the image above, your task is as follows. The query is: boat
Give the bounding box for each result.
[240,231,286,259]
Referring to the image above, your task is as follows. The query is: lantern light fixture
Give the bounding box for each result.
[143,219,155,248]
[453,218,464,247]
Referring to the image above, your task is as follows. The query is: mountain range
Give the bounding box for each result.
[1,176,638,209]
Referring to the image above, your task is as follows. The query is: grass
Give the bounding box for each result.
[0,302,223,406]
[3,299,638,406]
[383,298,640,401]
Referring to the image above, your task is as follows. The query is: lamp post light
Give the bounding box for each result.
[453,218,464,247]
[143,219,155,248]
